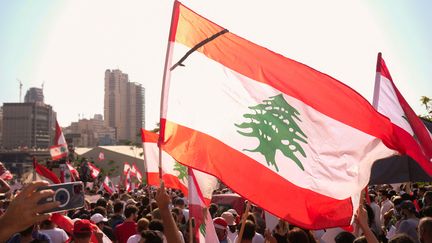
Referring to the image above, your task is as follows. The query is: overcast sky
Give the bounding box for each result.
[1,0,431,129]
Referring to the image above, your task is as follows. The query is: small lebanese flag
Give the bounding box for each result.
[132,164,143,182]
[373,53,432,175]
[66,162,80,180]
[103,176,116,194]
[87,162,100,179]
[50,144,68,161]
[60,163,73,183]
[188,168,219,243]
[142,129,218,205]
[98,152,105,161]
[123,162,137,177]
[33,159,61,184]
[159,2,428,229]
[0,163,13,180]
[124,168,132,192]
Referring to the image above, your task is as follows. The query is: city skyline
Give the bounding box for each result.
[1,1,431,128]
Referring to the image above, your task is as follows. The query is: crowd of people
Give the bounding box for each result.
[0,172,432,242]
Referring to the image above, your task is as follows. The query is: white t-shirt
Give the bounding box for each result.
[234,232,265,243]
[127,234,141,243]
[40,228,69,243]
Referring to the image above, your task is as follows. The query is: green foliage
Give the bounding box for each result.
[236,94,308,171]
[420,96,432,121]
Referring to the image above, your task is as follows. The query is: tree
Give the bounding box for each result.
[236,94,308,171]
[420,96,432,121]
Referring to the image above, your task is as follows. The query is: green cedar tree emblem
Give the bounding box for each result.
[173,161,187,183]
[199,222,206,236]
[235,94,308,171]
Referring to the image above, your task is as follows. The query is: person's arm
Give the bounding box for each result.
[0,178,10,193]
[355,205,379,243]
[0,181,59,242]
[155,181,183,243]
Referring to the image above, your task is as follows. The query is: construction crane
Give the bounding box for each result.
[17,79,23,102]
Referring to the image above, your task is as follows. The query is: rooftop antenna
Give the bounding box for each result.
[16,79,23,102]
[41,81,45,91]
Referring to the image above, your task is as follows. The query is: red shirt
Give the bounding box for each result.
[115,221,137,243]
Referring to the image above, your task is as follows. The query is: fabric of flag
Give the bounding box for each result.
[60,164,73,183]
[50,144,68,161]
[124,168,132,192]
[132,163,143,182]
[187,168,219,243]
[123,162,136,177]
[33,159,61,184]
[98,152,105,161]
[103,176,116,195]
[55,121,67,145]
[87,162,100,179]
[142,129,218,205]
[159,1,429,229]
[0,163,13,180]
[373,53,432,176]
[67,162,80,181]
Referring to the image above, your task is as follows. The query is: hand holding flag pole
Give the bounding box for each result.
[237,201,252,243]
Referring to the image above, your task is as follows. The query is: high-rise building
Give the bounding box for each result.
[24,87,44,104]
[64,114,116,147]
[104,69,145,143]
[0,106,3,147]
[2,102,55,149]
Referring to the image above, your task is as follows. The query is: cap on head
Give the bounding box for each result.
[213,217,228,230]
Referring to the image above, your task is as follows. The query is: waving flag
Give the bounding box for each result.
[103,176,116,195]
[188,168,219,243]
[67,162,80,181]
[50,121,68,161]
[60,164,73,183]
[142,129,218,205]
[87,162,100,179]
[33,159,61,184]
[159,1,428,229]
[124,168,132,192]
[373,53,432,176]
[0,163,13,180]
[132,163,143,182]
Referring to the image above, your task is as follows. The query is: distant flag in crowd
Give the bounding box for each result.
[142,129,218,205]
[159,1,430,229]
[373,53,432,175]
[87,162,100,179]
[0,163,13,180]
[98,152,105,161]
[123,162,135,177]
[67,162,80,180]
[124,168,132,192]
[33,158,61,184]
[132,163,143,183]
[103,176,116,195]
[49,121,68,161]
[187,168,219,242]
[59,164,73,183]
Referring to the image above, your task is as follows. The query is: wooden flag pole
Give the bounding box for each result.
[237,201,252,243]
[189,217,194,243]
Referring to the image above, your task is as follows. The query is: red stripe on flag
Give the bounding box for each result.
[141,129,159,143]
[161,119,353,229]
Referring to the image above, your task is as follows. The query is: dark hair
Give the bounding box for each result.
[335,231,355,243]
[20,225,34,236]
[113,200,124,213]
[93,206,107,217]
[96,198,107,208]
[242,220,256,240]
[141,230,163,243]
[149,219,164,233]
[388,234,415,243]
[124,205,138,218]
[74,232,92,239]
[364,204,375,227]
[288,227,310,243]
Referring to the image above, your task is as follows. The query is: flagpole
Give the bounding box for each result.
[158,0,179,182]
[237,201,252,243]
[372,52,382,109]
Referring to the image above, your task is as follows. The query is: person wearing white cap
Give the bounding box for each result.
[91,213,115,241]
[221,211,238,243]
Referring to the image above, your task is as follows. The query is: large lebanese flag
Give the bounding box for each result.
[141,129,218,205]
[373,53,432,176]
[188,168,219,243]
[159,1,426,229]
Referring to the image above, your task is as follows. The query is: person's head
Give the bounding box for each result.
[90,213,108,229]
[20,225,35,237]
[369,194,377,203]
[242,220,256,242]
[73,219,96,243]
[113,200,124,214]
[418,217,432,243]
[288,227,310,243]
[96,198,107,208]
[124,205,139,221]
[93,206,107,217]
[148,219,164,233]
[400,200,417,219]
[40,219,55,230]
[209,203,218,218]
[213,217,228,241]
[151,208,162,220]
[174,198,185,209]
[380,190,390,201]
[137,218,150,232]
[389,234,416,243]
[140,230,163,243]
[171,207,184,224]
[422,206,432,217]
[335,231,355,243]
[424,191,432,207]
[221,211,236,226]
